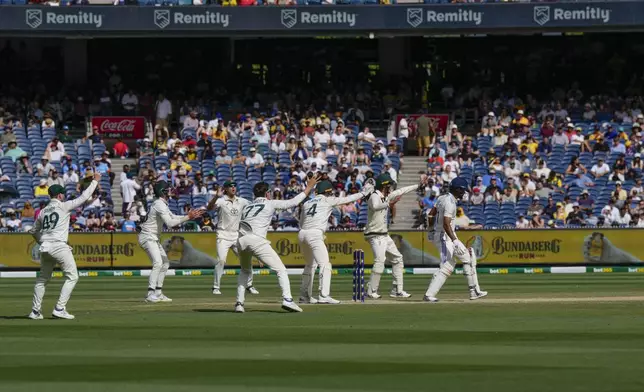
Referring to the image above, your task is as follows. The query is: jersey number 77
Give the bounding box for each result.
[242,204,265,219]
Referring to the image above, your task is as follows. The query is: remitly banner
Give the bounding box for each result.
[91,116,146,140]
[0,3,640,34]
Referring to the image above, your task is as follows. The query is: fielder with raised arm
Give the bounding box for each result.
[365,173,424,299]
[298,179,375,304]
[206,180,259,296]
[28,172,102,320]
[424,177,487,302]
[235,176,319,313]
[138,181,205,303]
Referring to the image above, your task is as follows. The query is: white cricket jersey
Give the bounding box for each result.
[364,185,417,236]
[300,193,364,232]
[215,195,250,241]
[30,180,98,244]
[138,198,189,242]
[432,193,457,240]
[239,192,307,239]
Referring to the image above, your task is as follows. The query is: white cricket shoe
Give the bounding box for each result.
[423,295,439,303]
[318,296,340,304]
[390,290,412,298]
[52,307,75,320]
[157,294,173,302]
[281,298,303,313]
[28,310,43,320]
[298,296,318,304]
[212,288,222,295]
[470,290,488,300]
[234,302,245,313]
[246,286,260,295]
[145,294,160,303]
[367,291,382,299]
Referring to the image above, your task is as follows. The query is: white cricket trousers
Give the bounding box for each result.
[213,237,253,290]
[298,229,333,299]
[236,234,292,305]
[140,240,170,293]
[32,243,79,312]
[366,234,405,294]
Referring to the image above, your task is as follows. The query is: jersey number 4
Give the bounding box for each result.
[242,204,265,219]
[43,212,60,230]
[305,204,317,217]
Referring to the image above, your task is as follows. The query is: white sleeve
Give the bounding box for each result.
[159,202,189,228]
[270,192,307,211]
[29,214,44,244]
[62,180,99,212]
[328,192,364,207]
[387,184,418,202]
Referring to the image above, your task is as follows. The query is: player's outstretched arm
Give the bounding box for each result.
[160,204,206,228]
[272,175,320,211]
[368,192,389,211]
[63,172,101,212]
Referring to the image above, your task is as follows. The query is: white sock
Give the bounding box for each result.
[300,268,314,298]
[32,280,46,313]
[276,269,292,300]
[391,263,404,292]
[319,262,332,298]
[236,269,251,304]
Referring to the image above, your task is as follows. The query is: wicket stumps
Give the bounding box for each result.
[353,249,366,302]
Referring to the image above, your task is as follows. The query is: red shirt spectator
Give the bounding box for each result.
[114,139,129,158]
[238,0,257,5]
[182,136,197,148]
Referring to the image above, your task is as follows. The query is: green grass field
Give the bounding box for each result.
[1,273,644,392]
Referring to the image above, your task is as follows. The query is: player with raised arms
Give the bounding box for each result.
[298,179,375,304]
[138,181,205,303]
[424,177,487,302]
[365,173,424,299]
[28,172,102,320]
[235,175,319,313]
[206,180,259,296]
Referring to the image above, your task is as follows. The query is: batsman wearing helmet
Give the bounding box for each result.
[424,177,487,302]
[138,181,205,303]
[298,179,375,304]
[365,173,424,299]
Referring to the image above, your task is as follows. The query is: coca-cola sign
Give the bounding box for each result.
[90,116,146,139]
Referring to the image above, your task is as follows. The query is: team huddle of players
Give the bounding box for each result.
[27,171,487,319]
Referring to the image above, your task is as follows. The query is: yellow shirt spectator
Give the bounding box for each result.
[589,131,603,141]
[212,130,227,143]
[34,181,49,197]
[171,160,192,172]
[221,0,236,5]
[520,141,538,154]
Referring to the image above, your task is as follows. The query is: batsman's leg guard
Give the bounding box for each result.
[425,259,455,298]
[367,236,386,294]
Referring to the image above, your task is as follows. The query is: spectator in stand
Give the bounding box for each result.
[470,187,484,205]
[591,158,610,179]
[155,93,172,129]
[47,170,64,187]
[36,157,54,177]
[615,206,632,226]
[5,141,26,162]
[610,138,626,155]
[516,214,530,229]
[543,197,557,217]
[121,172,141,216]
[612,157,627,182]
[121,89,138,115]
[554,202,567,221]
[86,212,101,231]
[21,201,35,219]
[183,110,199,130]
[501,187,515,203]
[485,178,502,203]
[612,182,628,208]
[121,213,137,232]
[215,149,232,166]
[113,137,129,159]
[572,169,594,190]
[552,128,569,147]
[245,147,264,170]
[1,126,16,146]
[578,189,595,216]
[530,212,545,228]
[339,215,356,230]
[138,139,154,159]
[34,201,46,220]
[6,211,21,232]
[415,115,432,157]
[101,212,117,231]
[593,137,610,153]
[17,155,32,176]
[34,179,49,197]
[565,203,584,225]
[566,157,587,176]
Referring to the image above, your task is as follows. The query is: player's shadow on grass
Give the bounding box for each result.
[0,316,31,319]
[193,309,286,314]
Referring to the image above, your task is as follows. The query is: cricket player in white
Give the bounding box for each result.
[28,172,102,320]
[298,180,375,304]
[207,180,259,296]
[424,177,487,302]
[366,173,423,299]
[138,181,205,303]
[235,176,319,313]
